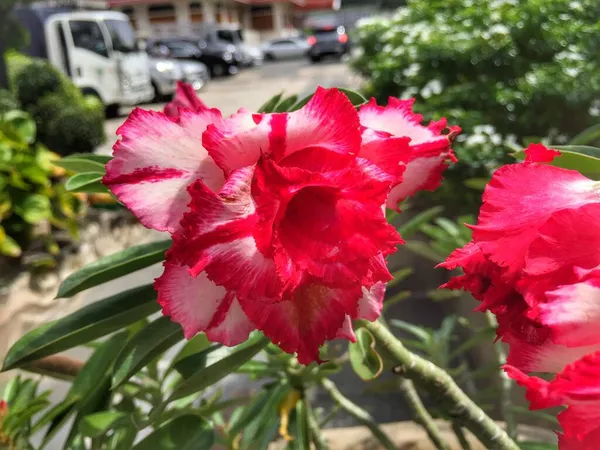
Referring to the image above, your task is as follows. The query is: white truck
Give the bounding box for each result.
[14,6,153,116]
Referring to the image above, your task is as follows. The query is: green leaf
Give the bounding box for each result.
[56,240,171,298]
[170,334,210,368]
[427,288,463,302]
[463,178,489,190]
[289,93,314,111]
[274,95,299,113]
[518,442,557,450]
[548,145,600,178]
[0,234,21,257]
[396,206,444,238]
[131,415,214,450]
[169,334,268,402]
[173,343,222,379]
[449,327,496,359]
[570,123,600,146]
[390,319,432,342]
[2,284,159,370]
[112,316,183,388]
[338,88,368,106]
[382,290,411,312]
[349,328,383,381]
[291,400,310,450]
[14,194,51,224]
[79,411,130,438]
[258,92,284,113]
[227,389,271,439]
[404,240,445,263]
[2,375,21,404]
[65,172,109,193]
[4,110,36,144]
[54,154,111,173]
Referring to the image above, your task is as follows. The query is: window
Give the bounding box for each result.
[69,20,108,57]
[105,19,137,53]
[165,41,200,58]
[216,29,243,44]
[272,40,295,46]
[56,22,71,76]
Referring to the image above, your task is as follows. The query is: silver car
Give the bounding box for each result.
[148,58,209,101]
[262,37,310,61]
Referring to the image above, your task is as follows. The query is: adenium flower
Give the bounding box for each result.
[358,97,460,209]
[440,144,600,372]
[163,81,207,118]
[505,352,600,449]
[105,83,455,363]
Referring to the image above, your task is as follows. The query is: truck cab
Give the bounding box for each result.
[14,8,153,115]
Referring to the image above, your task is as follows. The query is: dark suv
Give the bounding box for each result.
[147,38,239,77]
[307,26,349,62]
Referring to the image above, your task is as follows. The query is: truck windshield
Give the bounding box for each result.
[216,29,243,44]
[104,19,137,53]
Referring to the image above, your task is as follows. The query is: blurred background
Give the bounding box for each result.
[1,0,598,448]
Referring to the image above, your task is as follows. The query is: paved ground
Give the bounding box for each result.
[98,58,359,155]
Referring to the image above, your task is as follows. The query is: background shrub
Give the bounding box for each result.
[351,0,600,211]
[6,51,105,155]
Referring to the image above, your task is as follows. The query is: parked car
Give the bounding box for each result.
[148,57,209,102]
[262,37,310,61]
[307,26,349,62]
[199,24,262,67]
[147,38,238,77]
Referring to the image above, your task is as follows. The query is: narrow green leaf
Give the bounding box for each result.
[227,390,270,439]
[274,95,299,113]
[289,93,314,111]
[463,178,489,190]
[349,328,383,381]
[570,123,600,146]
[549,145,600,178]
[427,289,463,302]
[170,333,210,368]
[258,92,283,113]
[382,290,411,312]
[112,316,183,388]
[65,172,109,193]
[57,240,171,298]
[169,334,268,402]
[2,285,159,370]
[131,415,214,450]
[291,400,310,450]
[2,376,20,404]
[397,206,444,238]
[173,343,223,380]
[389,319,432,342]
[404,240,445,263]
[388,267,414,286]
[54,154,111,173]
[449,327,496,359]
[338,88,367,106]
[79,411,130,438]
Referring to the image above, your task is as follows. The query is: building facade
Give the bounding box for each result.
[107,0,338,41]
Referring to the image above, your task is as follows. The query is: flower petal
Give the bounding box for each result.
[164,81,208,118]
[205,296,256,346]
[524,143,561,163]
[472,162,600,277]
[203,87,361,175]
[104,108,224,233]
[240,283,360,364]
[171,169,283,300]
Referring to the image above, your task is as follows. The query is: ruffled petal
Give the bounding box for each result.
[104,108,224,233]
[170,168,282,300]
[472,162,600,277]
[203,87,361,176]
[357,282,386,321]
[539,269,600,347]
[164,81,208,118]
[524,143,561,163]
[205,296,256,346]
[240,283,360,364]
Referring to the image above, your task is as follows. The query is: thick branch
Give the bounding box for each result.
[320,378,396,450]
[360,320,519,450]
[398,378,450,450]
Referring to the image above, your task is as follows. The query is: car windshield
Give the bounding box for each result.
[217,29,243,43]
[165,41,199,57]
[104,19,137,53]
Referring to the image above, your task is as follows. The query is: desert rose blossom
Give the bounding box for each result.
[358,97,460,209]
[105,85,409,363]
[163,81,208,118]
[505,352,600,449]
[440,144,600,373]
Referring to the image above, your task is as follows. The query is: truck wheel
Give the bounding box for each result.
[105,104,119,118]
[265,53,275,61]
[310,55,321,63]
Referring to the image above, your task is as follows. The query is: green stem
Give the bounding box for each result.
[398,378,450,450]
[318,404,340,428]
[360,320,519,450]
[321,379,396,450]
[485,311,516,440]
[307,402,329,450]
[452,422,472,450]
